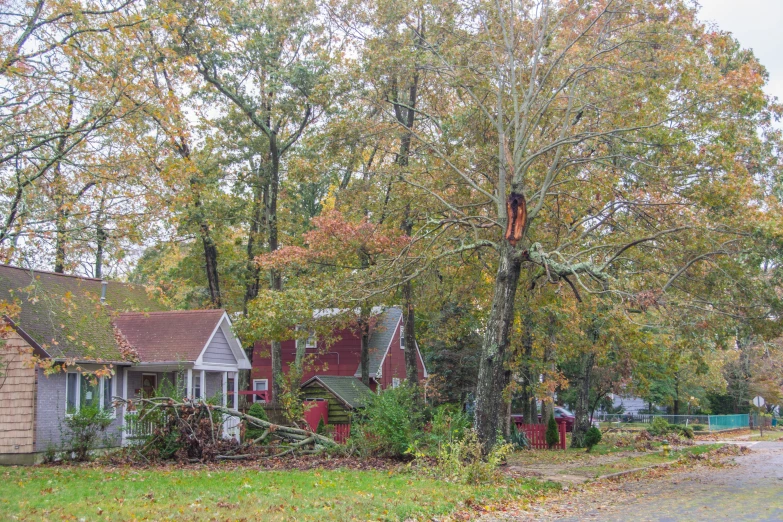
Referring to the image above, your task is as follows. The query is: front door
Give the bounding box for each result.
[141,374,157,398]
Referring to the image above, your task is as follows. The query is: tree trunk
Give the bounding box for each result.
[359,304,371,386]
[401,215,418,385]
[474,244,522,449]
[243,161,265,314]
[267,139,283,402]
[95,224,106,278]
[520,311,534,424]
[571,352,596,448]
[673,373,680,416]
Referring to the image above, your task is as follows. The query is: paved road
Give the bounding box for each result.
[555,441,783,521]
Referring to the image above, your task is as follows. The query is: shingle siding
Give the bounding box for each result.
[0,332,36,454]
[203,328,235,364]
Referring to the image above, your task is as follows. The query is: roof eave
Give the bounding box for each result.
[3,315,51,359]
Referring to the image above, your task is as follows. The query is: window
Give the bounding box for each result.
[392,377,401,389]
[400,324,405,349]
[65,372,114,416]
[193,379,202,401]
[253,379,268,403]
[306,331,317,349]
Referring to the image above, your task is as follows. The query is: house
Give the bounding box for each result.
[250,306,428,403]
[0,264,250,464]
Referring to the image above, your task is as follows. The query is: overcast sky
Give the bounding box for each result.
[697,0,783,103]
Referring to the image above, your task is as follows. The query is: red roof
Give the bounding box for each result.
[114,309,225,363]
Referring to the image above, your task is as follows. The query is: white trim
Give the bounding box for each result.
[233,372,239,410]
[64,371,116,417]
[415,341,429,378]
[186,369,193,398]
[122,367,128,402]
[193,363,239,372]
[194,313,252,370]
[222,372,228,407]
[199,370,206,400]
[400,324,405,349]
[252,379,268,403]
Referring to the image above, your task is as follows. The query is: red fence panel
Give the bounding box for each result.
[333,424,351,444]
[514,421,566,450]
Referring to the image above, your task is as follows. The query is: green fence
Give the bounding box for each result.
[708,414,749,432]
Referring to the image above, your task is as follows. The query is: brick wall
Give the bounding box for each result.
[35,366,126,452]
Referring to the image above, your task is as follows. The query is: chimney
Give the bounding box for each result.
[100,280,108,304]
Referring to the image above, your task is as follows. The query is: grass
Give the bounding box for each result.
[571,443,724,477]
[0,464,556,521]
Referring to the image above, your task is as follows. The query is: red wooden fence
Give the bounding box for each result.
[332,424,351,444]
[514,421,566,450]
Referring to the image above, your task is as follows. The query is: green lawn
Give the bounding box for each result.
[0,464,556,521]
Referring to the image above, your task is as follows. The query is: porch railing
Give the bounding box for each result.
[228,390,268,403]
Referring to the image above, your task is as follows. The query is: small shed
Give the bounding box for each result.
[300,376,372,425]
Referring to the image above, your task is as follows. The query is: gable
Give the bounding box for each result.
[202,328,236,364]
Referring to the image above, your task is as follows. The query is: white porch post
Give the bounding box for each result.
[200,370,206,400]
[222,372,228,407]
[122,367,129,445]
[186,369,193,398]
[233,372,239,410]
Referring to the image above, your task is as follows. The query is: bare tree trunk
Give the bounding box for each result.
[520,310,534,424]
[474,244,522,448]
[571,351,595,448]
[359,304,371,386]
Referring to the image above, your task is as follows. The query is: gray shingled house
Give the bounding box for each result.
[0,264,250,464]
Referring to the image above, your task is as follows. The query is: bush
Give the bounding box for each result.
[648,417,670,436]
[434,430,514,483]
[545,413,560,449]
[691,424,706,432]
[584,427,602,452]
[351,386,424,457]
[428,404,472,445]
[508,422,530,450]
[61,406,115,461]
[245,402,269,442]
[677,425,694,439]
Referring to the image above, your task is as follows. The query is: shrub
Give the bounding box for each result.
[508,422,530,450]
[545,413,560,449]
[428,404,472,445]
[648,417,670,436]
[245,402,269,442]
[61,406,115,461]
[434,430,514,483]
[351,386,424,457]
[584,427,602,452]
[677,425,694,439]
[691,424,706,432]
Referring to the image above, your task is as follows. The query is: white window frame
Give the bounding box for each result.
[252,379,268,403]
[65,371,116,418]
[400,324,405,349]
[392,377,401,389]
[305,331,317,349]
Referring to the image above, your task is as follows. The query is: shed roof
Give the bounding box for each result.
[303,375,373,409]
[113,309,226,363]
[0,264,164,362]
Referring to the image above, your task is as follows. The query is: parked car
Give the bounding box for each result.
[512,406,576,432]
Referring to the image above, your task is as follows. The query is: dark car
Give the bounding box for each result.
[512,406,576,432]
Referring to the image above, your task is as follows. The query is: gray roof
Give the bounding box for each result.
[303,375,373,409]
[0,264,164,362]
[353,306,402,378]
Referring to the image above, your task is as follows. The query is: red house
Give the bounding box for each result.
[250,306,427,402]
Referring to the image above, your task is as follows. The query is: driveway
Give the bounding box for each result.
[553,441,783,521]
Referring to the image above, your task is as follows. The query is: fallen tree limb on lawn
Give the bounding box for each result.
[115,397,339,463]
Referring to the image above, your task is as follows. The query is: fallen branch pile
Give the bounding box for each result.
[117,397,338,463]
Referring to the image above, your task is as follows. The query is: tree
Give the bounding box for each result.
[360,0,782,449]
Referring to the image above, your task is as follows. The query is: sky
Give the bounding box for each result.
[696,0,783,103]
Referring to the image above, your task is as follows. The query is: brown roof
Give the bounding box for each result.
[114,309,226,363]
[0,264,164,362]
